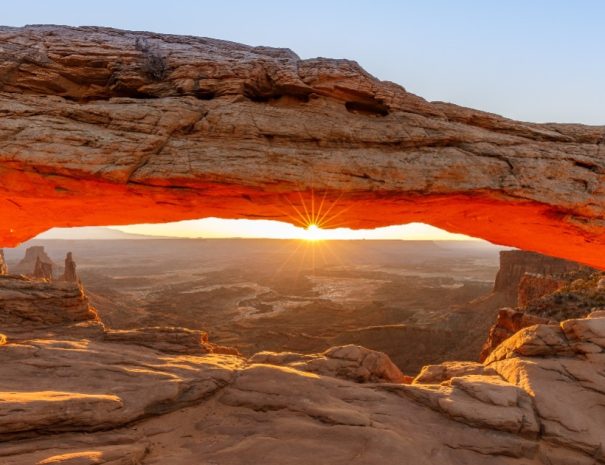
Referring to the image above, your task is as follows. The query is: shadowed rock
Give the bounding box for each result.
[480,309,553,361]
[493,250,589,305]
[61,252,78,282]
[12,246,56,276]
[32,256,53,280]
[0,249,7,275]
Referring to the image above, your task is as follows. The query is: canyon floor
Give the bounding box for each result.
[5,238,504,373]
[2,238,605,464]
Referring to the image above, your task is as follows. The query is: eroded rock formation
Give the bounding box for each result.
[493,250,589,305]
[482,262,605,360]
[12,245,55,275]
[2,300,605,464]
[0,274,96,332]
[479,308,552,361]
[103,326,240,356]
[61,251,78,282]
[0,249,7,275]
[2,24,605,464]
[1,26,605,268]
[518,273,567,307]
[250,344,408,383]
[32,255,53,280]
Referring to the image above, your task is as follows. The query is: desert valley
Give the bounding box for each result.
[5,237,504,372]
[2,233,605,464]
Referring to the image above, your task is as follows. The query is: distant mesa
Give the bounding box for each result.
[12,245,56,276]
[10,246,79,283]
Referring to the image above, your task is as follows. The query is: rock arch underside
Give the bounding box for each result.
[4,25,605,465]
[0,25,604,267]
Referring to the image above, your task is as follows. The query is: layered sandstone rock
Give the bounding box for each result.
[0,26,605,269]
[493,250,588,305]
[2,25,605,465]
[61,252,78,282]
[103,326,241,356]
[0,275,97,331]
[413,360,496,384]
[485,313,605,461]
[0,338,243,437]
[479,308,552,361]
[518,273,567,307]
[0,264,603,464]
[12,246,56,276]
[3,312,605,464]
[0,249,7,275]
[250,344,407,383]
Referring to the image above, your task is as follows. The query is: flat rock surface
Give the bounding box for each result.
[2,313,605,463]
[0,337,243,436]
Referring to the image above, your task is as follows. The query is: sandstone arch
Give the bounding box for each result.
[1,25,604,267]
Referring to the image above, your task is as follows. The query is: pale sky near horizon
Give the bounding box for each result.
[5,1,604,240]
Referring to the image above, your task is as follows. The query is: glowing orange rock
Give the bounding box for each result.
[1,26,604,267]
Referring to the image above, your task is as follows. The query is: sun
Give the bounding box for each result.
[303,223,323,241]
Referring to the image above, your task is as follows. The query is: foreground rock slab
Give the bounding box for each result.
[0,26,605,268]
[2,312,605,463]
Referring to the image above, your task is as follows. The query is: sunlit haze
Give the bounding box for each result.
[107,220,475,241]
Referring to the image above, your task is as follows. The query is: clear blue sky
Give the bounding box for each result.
[4,0,604,124]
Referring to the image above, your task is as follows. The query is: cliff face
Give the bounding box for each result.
[481,253,603,361]
[0,26,605,269]
[493,250,588,305]
[518,273,567,307]
[479,308,552,361]
[0,275,97,331]
[11,245,56,275]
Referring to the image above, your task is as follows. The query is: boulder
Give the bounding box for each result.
[413,361,496,384]
[250,344,406,383]
[561,314,605,351]
[104,326,241,356]
[480,308,552,361]
[484,324,572,364]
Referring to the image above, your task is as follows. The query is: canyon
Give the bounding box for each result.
[1,25,605,465]
[5,239,503,373]
[1,242,605,464]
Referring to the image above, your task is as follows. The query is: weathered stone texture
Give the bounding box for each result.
[0,26,604,268]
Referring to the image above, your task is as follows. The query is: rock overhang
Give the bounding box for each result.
[1,25,604,267]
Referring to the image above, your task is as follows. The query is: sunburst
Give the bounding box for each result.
[278,190,351,242]
[270,190,351,276]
